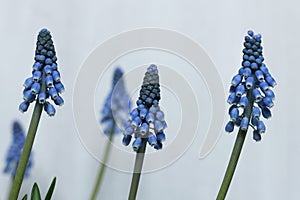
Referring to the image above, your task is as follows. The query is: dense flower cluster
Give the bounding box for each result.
[19,29,64,116]
[4,121,33,178]
[225,30,276,141]
[122,64,167,151]
[100,67,131,135]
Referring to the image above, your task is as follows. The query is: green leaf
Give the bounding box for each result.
[31,183,41,200]
[44,177,57,200]
[22,194,28,200]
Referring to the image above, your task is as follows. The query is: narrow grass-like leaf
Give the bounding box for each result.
[45,177,56,200]
[22,194,28,200]
[31,183,41,200]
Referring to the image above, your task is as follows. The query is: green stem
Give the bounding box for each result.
[216,88,254,200]
[128,139,147,200]
[216,126,247,200]
[89,124,115,200]
[9,102,43,200]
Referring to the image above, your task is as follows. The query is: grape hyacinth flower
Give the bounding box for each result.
[217,30,277,200]
[225,30,276,141]
[9,28,64,200]
[100,67,131,135]
[4,121,33,179]
[125,64,167,200]
[19,28,64,116]
[90,67,131,200]
[122,64,167,151]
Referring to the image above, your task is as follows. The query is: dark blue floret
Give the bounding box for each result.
[262,107,272,119]
[259,82,269,92]
[243,68,252,77]
[227,93,236,104]
[230,107,239,122]
[235,85,245,97]
[122,64,167,151]
[225,121,235,133]
[4,121,33,178]
[19,28,64,116]
[122,135,132,146]
[19,102,29,113]
[239,96,248,108]
[251,106,261,118]
[240,117,249,130]
[262,97,274,108]
[257,120,266,133]
[156,132,166,142]
[253,89,263,102]
[253,130,261,141]
[225,30,276,141]
[132,138,142,151]
[44,102,56,116]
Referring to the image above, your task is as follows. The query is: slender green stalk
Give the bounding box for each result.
[216,89,254,200]
[128,139,147,200]
[216,126,247,200]
[89,124,115,200]
[9,102,43,200]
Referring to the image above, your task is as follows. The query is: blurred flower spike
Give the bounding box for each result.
[100,67,131,135]
[19,28,64,116]
[122,64,167,151]
[225,30,276,141]
[4,121,33,178]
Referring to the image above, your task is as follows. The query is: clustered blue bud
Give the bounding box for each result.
[4,121,33,178]
[19,29,64,116]
[100,67,131,135]
[225,30,276,141]
[122,64,167,151]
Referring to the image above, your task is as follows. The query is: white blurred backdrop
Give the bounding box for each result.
[0,0,298,199]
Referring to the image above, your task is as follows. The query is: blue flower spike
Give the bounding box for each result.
[224,30,276,141]
[122,64,167,151]
[90,67,132,200]
[218,31,277,199]
[19,29,64,116]
[10,29,63,200]
[4,121,33,178]
[100,67,131,135]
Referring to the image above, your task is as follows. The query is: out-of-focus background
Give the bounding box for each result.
[0,0,298,199]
